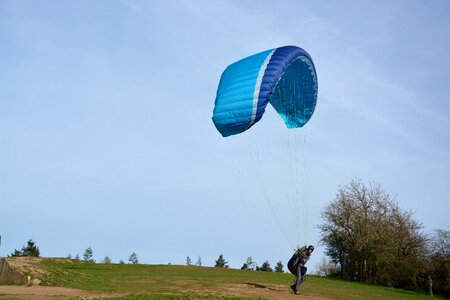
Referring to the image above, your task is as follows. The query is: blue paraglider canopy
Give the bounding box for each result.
[212,46,318,137]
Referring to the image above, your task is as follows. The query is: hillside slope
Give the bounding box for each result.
[0,257,437,300]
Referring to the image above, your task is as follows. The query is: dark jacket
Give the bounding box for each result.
[288,247,310,274]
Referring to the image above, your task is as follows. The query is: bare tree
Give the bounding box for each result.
[316,257,340,276]
[195,256,202,267]
[429,229,450,259]
[427,229,450,296]
[241,257,257,271]
[102,256,112,264]
[319,179,426,287]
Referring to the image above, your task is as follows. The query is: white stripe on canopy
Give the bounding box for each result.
[249,49,275,128]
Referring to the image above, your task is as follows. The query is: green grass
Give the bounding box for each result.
[26,258,439,299]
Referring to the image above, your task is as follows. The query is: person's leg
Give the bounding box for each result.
[293,264,302,292]
[290,283,297,293]
[299,267,307,285]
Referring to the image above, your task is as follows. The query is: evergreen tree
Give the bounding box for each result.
[186,256,192,266]
[102,256,112,264]
[257,260,273,272]
[10,239,40,257]
[129,252,138,264]
[215,254,229,268]
[119,260,125,264]
[10,249,22,257]
[67,254,72,259]
[74,254,80,260]
[22,239,40,257]
[275,261,284,273]
[195,256,202,267]
[83,246,95,262]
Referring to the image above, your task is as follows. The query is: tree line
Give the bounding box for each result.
[9,241,285,273]
[319,179,449,297]
[185,254,284,272]
[9,242,140,265]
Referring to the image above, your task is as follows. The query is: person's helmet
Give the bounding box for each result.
[307,245,315,252]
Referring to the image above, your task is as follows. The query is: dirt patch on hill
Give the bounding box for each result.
[0,258,127,299]
[0,285,127,300]
[6,257,49,278]
[1,258,334,299]
[220,282,335,300]
[0,281,334,300]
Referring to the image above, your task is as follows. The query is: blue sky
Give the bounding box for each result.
[1,0,449,270]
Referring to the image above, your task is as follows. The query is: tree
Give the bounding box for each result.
[83,246,95,263]
[74,254,80,260]
[316,257,340,276]
[427,229,450,297]
[429,229,450,260]
[10,249,22,257]
[241,257,257,271]
[195,256,202,267]
[119,260,125,264]
[10,239,40,257]
[22,239,40,257]
[274,261,284,273]
[102,256,112,264]
[215,254,229,268]
[257,260,273,272]
[67,254,72,259]
[129,252,138,264]
[186,256,192,266]
[319,179,427,288]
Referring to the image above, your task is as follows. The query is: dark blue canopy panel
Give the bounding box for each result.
[212,46,318,137]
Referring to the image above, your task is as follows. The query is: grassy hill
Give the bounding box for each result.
[0,257,438,300]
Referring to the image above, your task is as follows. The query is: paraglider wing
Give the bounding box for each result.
[212,46,318,137]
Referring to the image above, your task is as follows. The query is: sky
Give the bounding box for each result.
[1,0,449,271]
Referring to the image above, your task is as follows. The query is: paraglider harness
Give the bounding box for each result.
[287,246,308,276]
